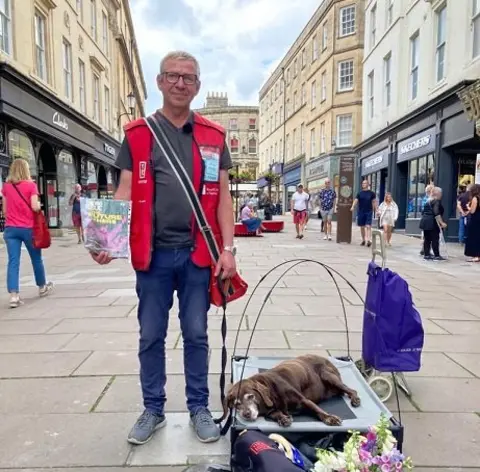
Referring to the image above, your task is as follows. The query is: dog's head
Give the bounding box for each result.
[225,378,275,422]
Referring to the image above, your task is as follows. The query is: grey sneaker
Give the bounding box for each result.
[127,410,166,445]
[190,407,220,443]
[39,282,54,297]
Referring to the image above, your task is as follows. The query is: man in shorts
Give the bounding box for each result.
[351,180,377,247]
[291,184,309,239]
[318,178,336,240]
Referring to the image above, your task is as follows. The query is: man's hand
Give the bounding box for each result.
[214,250,236,279]
[90,251,113,265]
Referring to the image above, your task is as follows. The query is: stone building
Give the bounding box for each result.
[194,92,259,177]
[0,0,146,231]
[258,0,365,208]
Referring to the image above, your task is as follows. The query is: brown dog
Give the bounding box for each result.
[220,354,360,427]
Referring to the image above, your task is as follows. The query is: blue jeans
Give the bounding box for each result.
[4,226,47,293]
[136,247,211,415]
[242,217,262,232]
[459,216,468,243]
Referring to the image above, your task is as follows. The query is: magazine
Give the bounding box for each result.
[80,198,131,258]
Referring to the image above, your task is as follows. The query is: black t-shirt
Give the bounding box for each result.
[356,190,376,213]
[115,112,232,248]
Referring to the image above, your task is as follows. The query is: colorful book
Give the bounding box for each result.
[80,198,131,258]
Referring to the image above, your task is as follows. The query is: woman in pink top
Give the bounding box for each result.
[2,158,53,308]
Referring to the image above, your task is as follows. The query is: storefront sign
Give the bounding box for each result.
[257,177,268,188]
[361,148,388,175]
[104,143,116,157]
[306,157,330,180]
[94,134,120,164]
[283,166,301,185]
[53,112,69,131]
[397,127,436,163]
[336,156,355,244]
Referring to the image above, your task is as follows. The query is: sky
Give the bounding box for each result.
[130,0,322,114]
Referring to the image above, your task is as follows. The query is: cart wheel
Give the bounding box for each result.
[368,376,393,403]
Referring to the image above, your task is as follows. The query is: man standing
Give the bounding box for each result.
[91,51,236,445]
[457,185,469,244]
[350,180,376,247]
[318,178,336,241]
[291,184,309,239]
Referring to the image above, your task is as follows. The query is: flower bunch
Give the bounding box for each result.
[314,414,413,472]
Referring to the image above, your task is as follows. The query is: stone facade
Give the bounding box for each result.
[258,0,365,188]
[1,0,147,141]
[194,92,259,176]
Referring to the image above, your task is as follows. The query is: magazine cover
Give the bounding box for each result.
[80,198,131,259]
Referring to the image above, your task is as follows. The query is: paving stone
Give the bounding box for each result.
[301,304,365,317]
[252,315,345,331]
[344,316,449,335]
[414,307,480,321]
[0,306,133,320]
[0,334,76,353]
[49,288,107,298]
[404,353,474,378]
[99,288,137,297]
[446,353,480,377]
[49,317,139,334]
[0,413,135,467]
[0,319,60,335]
[96,374,223,413]
[423,334,480,353]
[431,320,480,335]
[127,412,229,466]
[402,413,480,467]
[285,331,362,351]
[0,377,111,414]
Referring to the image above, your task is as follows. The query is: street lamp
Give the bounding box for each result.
[117,92,136,127]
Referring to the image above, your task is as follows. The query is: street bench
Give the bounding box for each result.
[261,220,284,233]
[234,222,261,237]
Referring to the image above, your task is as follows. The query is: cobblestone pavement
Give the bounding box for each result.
[0,217,479,472]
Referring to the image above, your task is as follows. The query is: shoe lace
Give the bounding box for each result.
[138,410,156,427]
[193,408,213,427]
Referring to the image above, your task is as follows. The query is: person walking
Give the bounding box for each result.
[464,184,480,262]
[69,183,84,244]
[2,158,53,308]
[91,51,236,445]
[376,192,399,246]
[457,185,469,245]
[291,184,309,239]
[350,180,376,247]
[420,184,434,256]
[318,178,336,241]
[419,186,447,261]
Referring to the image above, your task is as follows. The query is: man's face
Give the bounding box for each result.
[298,186,303,193]
[325,179,331,188]
[362,180,368,190]
[157,59,200,110]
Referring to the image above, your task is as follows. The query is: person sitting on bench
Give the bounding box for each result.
[241,202,263,235]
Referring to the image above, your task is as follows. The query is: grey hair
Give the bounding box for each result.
[431,186,442,197]
[160,51,200,76]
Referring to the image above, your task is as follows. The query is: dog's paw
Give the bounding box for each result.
[324,414,342,426]
[350,395,361,408]
[277,415,293,427]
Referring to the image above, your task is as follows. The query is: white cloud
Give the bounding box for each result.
[130,0,321,113]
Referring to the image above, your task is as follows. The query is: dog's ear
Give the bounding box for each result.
[254,382,274,409]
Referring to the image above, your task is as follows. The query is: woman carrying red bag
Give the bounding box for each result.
[2,158,53,308]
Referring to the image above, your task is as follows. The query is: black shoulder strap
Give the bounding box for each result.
[143,115,231,434]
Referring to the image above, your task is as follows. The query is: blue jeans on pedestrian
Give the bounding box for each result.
[242,217,262,232]
[135,247,211,416]
[458,215,468,243]
[4,226,47,293]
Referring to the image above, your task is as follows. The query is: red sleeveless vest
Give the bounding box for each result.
[124,112,225,271]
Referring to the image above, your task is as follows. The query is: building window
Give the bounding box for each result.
[339,5,356,37]
[302,48,306,68]
[230,137,239,154]
[274,111,278,129]
[384,53,391,107]
[311,81,316,108]
[286,99,290,117]
[274,142,278,161]
[93,74,100,121]
[410,32,419,100]
[300,123,305,155]
[407,155,435,218]
[322,22,328,50]
[249,118,256,130]
[294,58,298,76]
[336,114,353,147]
[293,128,297,157]
[321,71,327,100]
[279,106,283,122]
[301,83,306,105]
[230,118,237,130]
[474,0,480,58]
[79,60,86,113]
[0,0,12,54]
[286,68,290,83]
[310,128,316,158]
[435,6,446,82]
[312,35,318,61]
[90,0,97,41]
[386,0,393,28]
[62,39,73,101]
[338,60,354,91]
[368,71,374,118]
[77,0,83,22]
[104,86,110,130]
[370,4,377,48]
[293,91,298,111]
[8,130,36,178]
[320,122,326,153]
[248,137,256,154]
[102,11,109,55]
[286,134,290,161]
[34,11,47,81]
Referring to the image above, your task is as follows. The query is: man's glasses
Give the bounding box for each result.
[162,72,198,86]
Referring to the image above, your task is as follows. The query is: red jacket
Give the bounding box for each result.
[124,113,225,271]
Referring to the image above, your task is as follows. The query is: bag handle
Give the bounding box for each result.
[143,115,230,433]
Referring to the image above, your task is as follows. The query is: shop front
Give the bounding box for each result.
[360,148,389,204]
[93,133,120,198]
[283,165,302,210]
[305,155,340,215]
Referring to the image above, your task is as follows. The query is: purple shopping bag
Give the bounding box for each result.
[362,262,424,372]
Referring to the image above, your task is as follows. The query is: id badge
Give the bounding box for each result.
[200,146,220,182]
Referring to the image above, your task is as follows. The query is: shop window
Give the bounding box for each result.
[57,150,76,228]
[8,129,36,178]
[457,156,476,188]
[407,154,435,218]
[87,161,98,197]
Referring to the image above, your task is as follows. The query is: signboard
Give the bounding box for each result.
[336,156,355,244]
[361,148,388,175]
[306,157,330,180]
[283,166,301,185]
[397,127,436,163]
